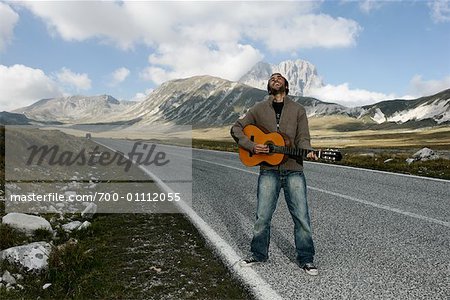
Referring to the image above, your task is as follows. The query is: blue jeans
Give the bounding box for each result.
[251,169,315,265]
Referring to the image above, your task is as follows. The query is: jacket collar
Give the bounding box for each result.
[266,95,293,106]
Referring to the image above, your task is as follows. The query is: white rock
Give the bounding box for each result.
[2,270,16,285]
[62,221,82,232]
[81,203,97,219]
[2,213,53,235]
[78,221,91,230]
[413,147,439,161]
[14,273,23,281]
[0,242,52,272]
[42,283,52,290]
[406,158,415,164]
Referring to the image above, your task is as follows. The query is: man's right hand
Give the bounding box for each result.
[253,144,269,154]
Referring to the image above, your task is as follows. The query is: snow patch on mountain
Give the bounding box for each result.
[372,108,386,124]
[387,98,449,124]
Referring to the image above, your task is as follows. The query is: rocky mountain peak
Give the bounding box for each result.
[238,59,323,96]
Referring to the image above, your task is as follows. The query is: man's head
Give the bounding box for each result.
[267,73,289,95]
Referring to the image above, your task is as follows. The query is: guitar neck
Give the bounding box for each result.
[272,146,318,158]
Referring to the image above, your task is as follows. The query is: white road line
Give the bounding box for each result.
[192,157,450,228]
[94,140,283,300]
[191,147,450,183]
[309,186,450,228]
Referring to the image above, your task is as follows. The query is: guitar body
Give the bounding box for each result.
[238,124,343,167]
[239,125,288,166]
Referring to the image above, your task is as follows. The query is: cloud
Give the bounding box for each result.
[130,88,153,102]
[0,64,63,111]
[15,2,361,84]
[307,83,398,107]
[0,2,19,51]
[358,0,385,14]
[409,75,450,96]
[429,0,450,23]
[56,67,91,91]
[142,43,263,84]
[111,67,130,86]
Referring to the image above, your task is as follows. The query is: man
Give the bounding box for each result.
[230,73,318,276]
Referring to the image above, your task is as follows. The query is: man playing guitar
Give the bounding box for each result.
[230,73,319,276]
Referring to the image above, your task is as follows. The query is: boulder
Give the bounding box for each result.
[62,221,82,232]
[412,147,439,161]
[78,221,91,230]
[2,213,53,235]
[0,242,52,272]
[81,203,97,219]
[2,270,16,285]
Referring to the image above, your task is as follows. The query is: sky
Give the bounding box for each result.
[0,0,449,111]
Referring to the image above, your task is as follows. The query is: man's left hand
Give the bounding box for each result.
[307,151,318,160]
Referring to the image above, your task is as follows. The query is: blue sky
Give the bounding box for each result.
[1,1,449,111]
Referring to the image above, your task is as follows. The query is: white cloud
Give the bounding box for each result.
[307,83,398,107]
[111,67,130,86]
[16,2,361,84]
[409,75,450,96]
[56,67,91,91]
[429,0,450,23]
[0,2,19,51]
[143,43,263,84]
[131,88,153,102]
[358,0,384,14]
[0,64,63,111]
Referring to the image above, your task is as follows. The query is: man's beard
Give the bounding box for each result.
[269,85,286,95]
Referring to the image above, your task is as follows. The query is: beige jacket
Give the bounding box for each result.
[230,95,312,171]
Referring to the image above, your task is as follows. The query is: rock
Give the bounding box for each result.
[62,221,82,232]
[405,158,415,164]
[81,203,97,219]
[2,270,16,285]
[2,213,53,235]
[0,242,52,272]
[14,273,23,281]
[412,147,439,161]
[42,283,52,290]
[78,221,91,230]
[16,283,24,290]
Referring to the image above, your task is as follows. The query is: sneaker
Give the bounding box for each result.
[301,263,318,276]
[239,256,264,267]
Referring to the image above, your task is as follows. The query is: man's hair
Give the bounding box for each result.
[267,73,289,95]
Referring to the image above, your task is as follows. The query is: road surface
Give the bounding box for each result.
[96,138,450,300]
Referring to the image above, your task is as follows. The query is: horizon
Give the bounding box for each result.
[1,1,450,111]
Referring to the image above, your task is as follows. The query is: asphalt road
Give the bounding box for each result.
[96,138,450,300]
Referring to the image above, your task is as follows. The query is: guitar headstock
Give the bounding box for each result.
[318,149,343,162]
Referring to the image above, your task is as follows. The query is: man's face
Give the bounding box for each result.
[268,74,286,94]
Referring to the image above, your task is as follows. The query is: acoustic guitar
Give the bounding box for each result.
[239,124,342,167]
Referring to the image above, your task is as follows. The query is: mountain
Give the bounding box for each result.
[7,75,449,129]
[13,95,133,123]
[239,60,323,96]
[109,75,355,127]
[113,75,269,127]
[0,111,32,125]
[359,89,450,125]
